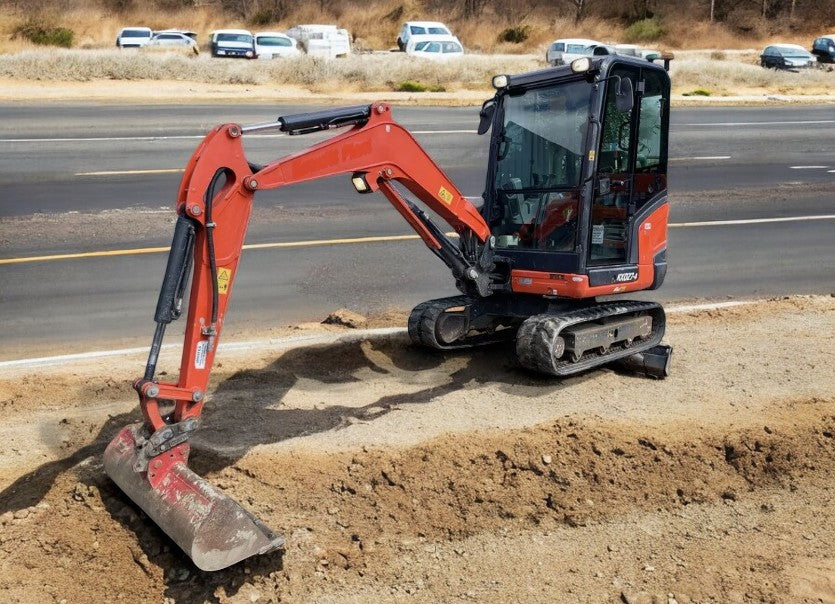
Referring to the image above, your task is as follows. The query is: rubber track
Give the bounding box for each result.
[516,300,666,377]
[408,296,516,350]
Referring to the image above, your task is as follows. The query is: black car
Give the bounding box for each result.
[812,35,835,63]
[760,44,816,70]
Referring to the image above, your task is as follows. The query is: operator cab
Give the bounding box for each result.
[482,55,670,293]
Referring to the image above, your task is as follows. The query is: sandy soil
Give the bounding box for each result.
[0,295,834,603]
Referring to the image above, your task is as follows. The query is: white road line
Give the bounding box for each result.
[789,165,829,169]
[0,328,405,370]
[0,300,767,370]
[2,129,477,144]
[75,168,185,176]
[669,155,731,161]
[670,214,835,228]
[681,120,835,127]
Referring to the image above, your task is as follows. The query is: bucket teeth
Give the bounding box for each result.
[104,424,284,571]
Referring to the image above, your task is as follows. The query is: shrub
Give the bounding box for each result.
[624,18,665,43]
[498,25,531,44]
[395,80,446,92]
[13,18,74,48]
[683,88,712,96]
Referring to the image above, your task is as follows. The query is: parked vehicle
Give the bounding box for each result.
[145,31,199,54]
[116,27,153,48]
[210,29,256,59]
[406,36,464,60]
[397,21,454,51]
[545,38,604,66]
[254,32,300,59]
[760,44,816,70]
[614,43,661,61]
[286,24,351,58]
[811,35,835,63]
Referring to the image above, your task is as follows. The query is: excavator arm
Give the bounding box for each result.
[143,102,493,431]
[104,102,495,571]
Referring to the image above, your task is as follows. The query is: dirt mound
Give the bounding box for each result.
[0,296,834,602]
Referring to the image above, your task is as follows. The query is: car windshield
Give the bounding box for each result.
[410,26,426,34]
[414,41,429,51]
[218,34,252,42]
[428,27,449,34]
[122,30,150,38]
[257,36,291,46]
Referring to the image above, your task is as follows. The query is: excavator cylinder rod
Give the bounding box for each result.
[104,425,284,571]
[277,104,372,135]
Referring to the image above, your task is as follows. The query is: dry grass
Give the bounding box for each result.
[670,57,835,96]
[0,49,540,91]
[0,47,831,98]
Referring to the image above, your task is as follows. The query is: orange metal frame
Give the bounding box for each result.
[137,101,668,430]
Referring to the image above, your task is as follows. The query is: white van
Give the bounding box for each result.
[545,38,602,66]
[210,29,256,59]
[285,24,351,58]
[116,27,153,48]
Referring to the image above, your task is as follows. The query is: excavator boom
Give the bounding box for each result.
[104,102,497,571]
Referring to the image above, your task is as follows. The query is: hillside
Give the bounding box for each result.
[1,0,833,54]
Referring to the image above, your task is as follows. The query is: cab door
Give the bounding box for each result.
[588,64,640,267]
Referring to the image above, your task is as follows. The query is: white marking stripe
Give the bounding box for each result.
[669,156,731,161]
[681,120,835,127]
[2,129,477,144]
[789,165,829,169]
[670,214,835,228]
[76,168,185,176]
[0,300,765,369]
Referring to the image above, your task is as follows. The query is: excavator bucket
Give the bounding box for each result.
[103,425,284,571]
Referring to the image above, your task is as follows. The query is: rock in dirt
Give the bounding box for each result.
[322,308,368,328]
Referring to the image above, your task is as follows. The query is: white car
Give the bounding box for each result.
[210,29,256,59]
[254,32,300,59]
[545,38,602,66]
[397,21,454,51]
[146,31,199,53]
[286,24,351,58]
[406,36,464,60]
[116,27,152,48]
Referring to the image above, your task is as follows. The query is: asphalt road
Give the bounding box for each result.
[0,103,833,358]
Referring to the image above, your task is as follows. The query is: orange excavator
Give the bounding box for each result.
[104,55,673,571]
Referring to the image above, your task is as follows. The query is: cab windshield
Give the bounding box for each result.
[489,80,593,252]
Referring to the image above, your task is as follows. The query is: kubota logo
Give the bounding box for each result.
[615,272,638,282]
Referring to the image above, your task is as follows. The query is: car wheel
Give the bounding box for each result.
[397,38,405,51]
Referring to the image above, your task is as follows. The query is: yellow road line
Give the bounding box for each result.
[0,234,430,266]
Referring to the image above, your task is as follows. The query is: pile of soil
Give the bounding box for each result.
[0,296,833,603]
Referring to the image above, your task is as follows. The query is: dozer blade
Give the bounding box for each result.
[103,425,284,571]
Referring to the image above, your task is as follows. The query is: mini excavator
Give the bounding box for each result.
[104,55,673,571]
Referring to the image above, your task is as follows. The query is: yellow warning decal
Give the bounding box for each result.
[217,267,232,295]
[438,186,454,205]
[588,149,596,161]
